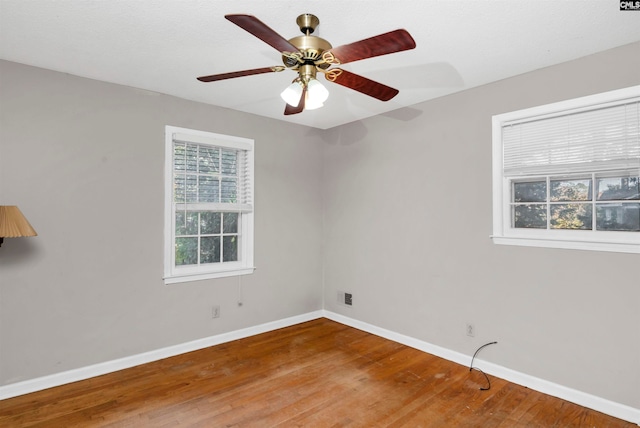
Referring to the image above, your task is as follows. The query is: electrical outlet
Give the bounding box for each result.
[466,323,475,337]
[212,305,220,319]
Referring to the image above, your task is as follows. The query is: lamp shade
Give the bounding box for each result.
[0,206,37,238]
[280,78,329,110]
[281,81,303,107]
[307,79,329,104]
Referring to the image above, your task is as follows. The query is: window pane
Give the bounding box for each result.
[221,149,238,175]
[175,212,199,236]
[199,176,219,203]
[513,181,546,202]
[513,205,547,228]
[550,179,591,202]
[596,203,640,231]
[184,212,198,235]
[175,237,197,265]
[597,176,640,201]
[173,143,186,171]
[184,174,198,203]
[201,212,221,235]
[221,178,237,203]
[223,236,238,262]
[223,212,238,233]
[174,174,186,203]
[185,144,198,172]
[175,211,186,235]
[201,236,220,264]
[550,204,592,229]
[198,146,219,173]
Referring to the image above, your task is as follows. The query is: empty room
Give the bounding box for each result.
[1,1,639,426]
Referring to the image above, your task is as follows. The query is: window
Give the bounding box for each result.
[164,126,254,284]
[492,86,640,253]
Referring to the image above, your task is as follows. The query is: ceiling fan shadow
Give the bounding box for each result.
[363,62,464,90]
[379,107,423,122]
[333,62,464,117]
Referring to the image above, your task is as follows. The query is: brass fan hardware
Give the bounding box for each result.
[297,13,320,35]
[283,14,333,71]
[325,68,343,82]
[197,13,416,115]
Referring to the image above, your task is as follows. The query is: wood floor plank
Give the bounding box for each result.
[0,318,635,427]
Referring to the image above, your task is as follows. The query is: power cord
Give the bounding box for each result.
[469,341,498,391]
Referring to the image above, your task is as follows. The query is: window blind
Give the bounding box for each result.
[173,137,252,212]
[502,99,640,176]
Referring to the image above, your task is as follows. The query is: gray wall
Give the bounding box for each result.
[0,60,324,384]
[1,42,639,411]
[323,42,640,409]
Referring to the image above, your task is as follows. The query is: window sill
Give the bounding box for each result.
[491,235,640,254]
[164,267,255,285]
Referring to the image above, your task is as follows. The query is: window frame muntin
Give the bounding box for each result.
[492,86,640,254]
[164,126,255,284]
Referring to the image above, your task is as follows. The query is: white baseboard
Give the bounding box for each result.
[322,310,640,426]
[2,309,638,425]
[0,310,324,401]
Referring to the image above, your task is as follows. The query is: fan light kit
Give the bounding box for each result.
[281,76,329,110]
[197,13,416,115]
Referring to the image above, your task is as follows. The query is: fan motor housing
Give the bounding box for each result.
[285,36,332,66]
[282,14,333,70]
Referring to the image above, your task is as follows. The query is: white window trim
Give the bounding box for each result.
[492,86,640,254]
[164,126,255,284]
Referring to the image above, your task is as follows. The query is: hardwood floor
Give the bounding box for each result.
[0,318,635,427]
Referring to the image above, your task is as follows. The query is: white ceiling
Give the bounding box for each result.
[1,1,639,129]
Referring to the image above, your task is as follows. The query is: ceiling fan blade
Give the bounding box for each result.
[284,86,306,115]
[226,14,300,53]
[197,66,284,82]
[323,29,416,65]
[325,69,399,101]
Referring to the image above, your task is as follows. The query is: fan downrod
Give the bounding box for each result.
[296,14,320,35]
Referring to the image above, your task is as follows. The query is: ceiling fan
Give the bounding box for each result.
[197,14,416,115]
